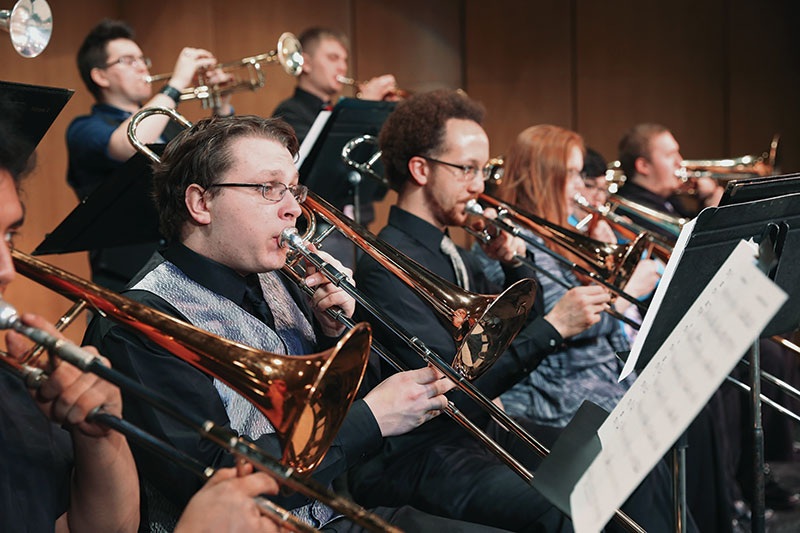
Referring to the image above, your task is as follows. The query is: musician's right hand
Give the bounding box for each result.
[175,464,281,533]
[364,366,455,436]
[168,47,219,91]
[4,313,122,438]
[544,285,610,339]
[357,74,398,101]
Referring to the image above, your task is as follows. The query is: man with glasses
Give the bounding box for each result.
[66,19,232,291]
[84,114,514,532]
[349,89,621,532]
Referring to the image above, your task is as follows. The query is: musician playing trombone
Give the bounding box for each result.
[0,121,285,532]
[346,89,676,532]
[66,19,234,292]
[82,114,514,532]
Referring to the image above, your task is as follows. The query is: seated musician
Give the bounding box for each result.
[348,89,677,532]
[476,124,659,427]
[0,127,280,532]
[67,19,234,291]
[616,123,723,239]
[83,115,512,532]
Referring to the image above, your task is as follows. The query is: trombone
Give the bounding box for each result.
[146,32,303,110]
[2,253,397,533]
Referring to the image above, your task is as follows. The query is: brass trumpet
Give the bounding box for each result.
[146,32,303,109]
[1,0,51,58]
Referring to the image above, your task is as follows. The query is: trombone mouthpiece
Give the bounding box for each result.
[465,200,484,216]
[279,227,303,249]
[336,75,355,85]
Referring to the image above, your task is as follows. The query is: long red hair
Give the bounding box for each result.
[498,124,585,258]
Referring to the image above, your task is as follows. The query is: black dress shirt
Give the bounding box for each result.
[83,243,382,515]
[272,87,328,144]
[0,372,73,532]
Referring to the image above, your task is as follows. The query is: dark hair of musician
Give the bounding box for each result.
[582,147,607,180]
[379,89,485,191]
[618,123,669,181]
[77,19,136,101]
[299,27,350,56]
[0,118,35,189]
[152,115,299,243]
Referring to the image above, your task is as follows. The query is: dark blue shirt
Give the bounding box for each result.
[66,103,131,200]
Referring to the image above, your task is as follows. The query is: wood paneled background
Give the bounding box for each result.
[2,0,798,342]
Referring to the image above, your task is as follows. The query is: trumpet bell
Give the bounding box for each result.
[1,0,51,58]
[11,249,371,474]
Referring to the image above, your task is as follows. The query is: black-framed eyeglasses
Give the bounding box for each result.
[207,182,308,203]
[416,155,492,182]
[103,55,152,69]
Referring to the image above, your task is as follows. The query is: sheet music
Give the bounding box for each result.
[570,240,787,533]
[295,109,332,168]
[619,218,695,380]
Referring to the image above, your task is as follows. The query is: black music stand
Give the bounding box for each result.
[298,97,394,212]
[634,191,800,533]
[720,172,800,207]
[34,147,165,256]
[0,80,73,160]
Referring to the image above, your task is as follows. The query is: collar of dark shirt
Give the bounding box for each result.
[387,205,450,257]
[91,102,132,121]
[162,242,251,309]
[293,86,329,110]
[618,180,670,207]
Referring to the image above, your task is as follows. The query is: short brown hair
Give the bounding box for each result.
[378,89,485,190]
[618,123,669,180]
[299,27,349,56]
[77,19,136,101]
[152,115,299,242]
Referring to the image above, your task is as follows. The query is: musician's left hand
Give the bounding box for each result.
[5,313,122,438]
[204,67,235,117]
[357,74,398,101]
[474,207,526,265]
[303,245,356,336]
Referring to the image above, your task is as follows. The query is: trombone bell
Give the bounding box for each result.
[1,0,51,58]
[11,249,372,475]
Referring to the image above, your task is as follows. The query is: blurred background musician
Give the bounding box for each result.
[83,114,506,532]
[66,19,233,292]
[272,27,397,144]
[616,123,723,239]
[350,89,673,532]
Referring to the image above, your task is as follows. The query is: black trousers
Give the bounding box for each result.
[322,505,512,532]
[348,416,684,533]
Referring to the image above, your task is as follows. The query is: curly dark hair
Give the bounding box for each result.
[618,123,669,180]
[77,19,136,101]
[152,115,299,243]
[378,89,485,191]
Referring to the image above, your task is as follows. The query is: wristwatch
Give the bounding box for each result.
[159,84,182,104]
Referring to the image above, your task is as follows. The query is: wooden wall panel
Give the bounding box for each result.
[464,0,573,157]
[728,0,800,173]
[575,0,727,162]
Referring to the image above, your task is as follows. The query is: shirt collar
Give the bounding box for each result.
[162,242,250,308]
[387,205,447,256]
[293,86,329,109]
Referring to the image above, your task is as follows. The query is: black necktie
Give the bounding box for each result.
[243,274,275,329]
